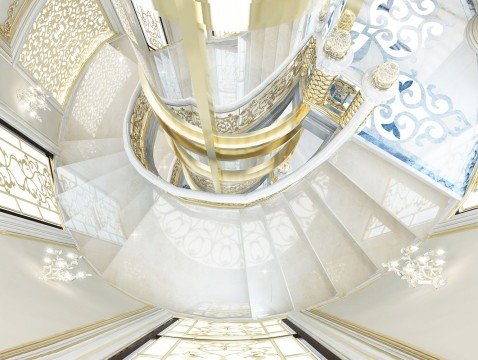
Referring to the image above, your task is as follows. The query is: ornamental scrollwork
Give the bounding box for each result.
[70,45,132,138]
[0,0,23,42]
[130,91,151,168]
[166,37,317,134]
[188,172,259,194]
[19,0,114,105]
[169,159,182,186]
[132,1,167,51]
[352,0,444,63]
[0,125,61,225]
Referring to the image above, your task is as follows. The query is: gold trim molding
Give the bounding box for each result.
[166,37,317,134]
[0,229,75,248]
[306,309,443,360]
[0,306,154,359]
[0,0,31,43]
[130,91,152,168]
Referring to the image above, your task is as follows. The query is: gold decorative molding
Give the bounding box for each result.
[176,180,296,209]
[142,70,310,157]
[169,159,182,186]
[0,306,155,359]
[130,91,151,168]
[166,37,317,134]
[339,91,363,127]
[188,172,260,194]
[0,0,31,43]
[305,72,364,128]
[306,309,443,360]
[19,0,115,105]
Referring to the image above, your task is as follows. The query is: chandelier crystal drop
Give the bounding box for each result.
[17,86,50,122]
[39,248,92,282]
[382,245,447,289]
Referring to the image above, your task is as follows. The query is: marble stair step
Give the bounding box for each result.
[285,185,377,297]
[308,162,416,267]
[329,140,450,239]
[261,194,337,310]
[60,138,124,165]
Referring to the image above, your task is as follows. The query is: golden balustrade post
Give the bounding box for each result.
[304,69,336,107]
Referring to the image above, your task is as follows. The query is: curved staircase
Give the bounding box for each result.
[55,45,454,319]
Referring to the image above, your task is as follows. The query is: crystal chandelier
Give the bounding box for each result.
[39,248,92,282]
[17,86,50,122]
[382,245,446,289]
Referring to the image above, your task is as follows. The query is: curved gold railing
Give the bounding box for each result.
[124,105,371,207]
[164,37,317,133]
[128,34,373,200]
[140,59,311,193]
[129,91,152,168]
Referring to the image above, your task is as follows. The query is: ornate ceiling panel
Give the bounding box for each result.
[69,45,132,139]
[19,0,115,105]
[0,0,30,43]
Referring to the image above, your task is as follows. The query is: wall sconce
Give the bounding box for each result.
[39,248,92,282]
[17,86,50,122]
[383,244,446,289]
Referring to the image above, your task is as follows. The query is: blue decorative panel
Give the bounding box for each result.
[351,0,478,195]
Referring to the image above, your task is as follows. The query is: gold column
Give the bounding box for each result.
[174,0,222,193]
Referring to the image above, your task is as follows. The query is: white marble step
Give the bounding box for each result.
[240,206,294,318]
[261,195,337,310]
[103,195,252,318]
[60,138,124,165]
[285,185,377,297]
[119,187,159,239]
[57,164,134,222]
[71,230,122,274]
[329,141,450,239]
[106,166,150,208]
[307,162,416,267]
[56,151,129,186]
